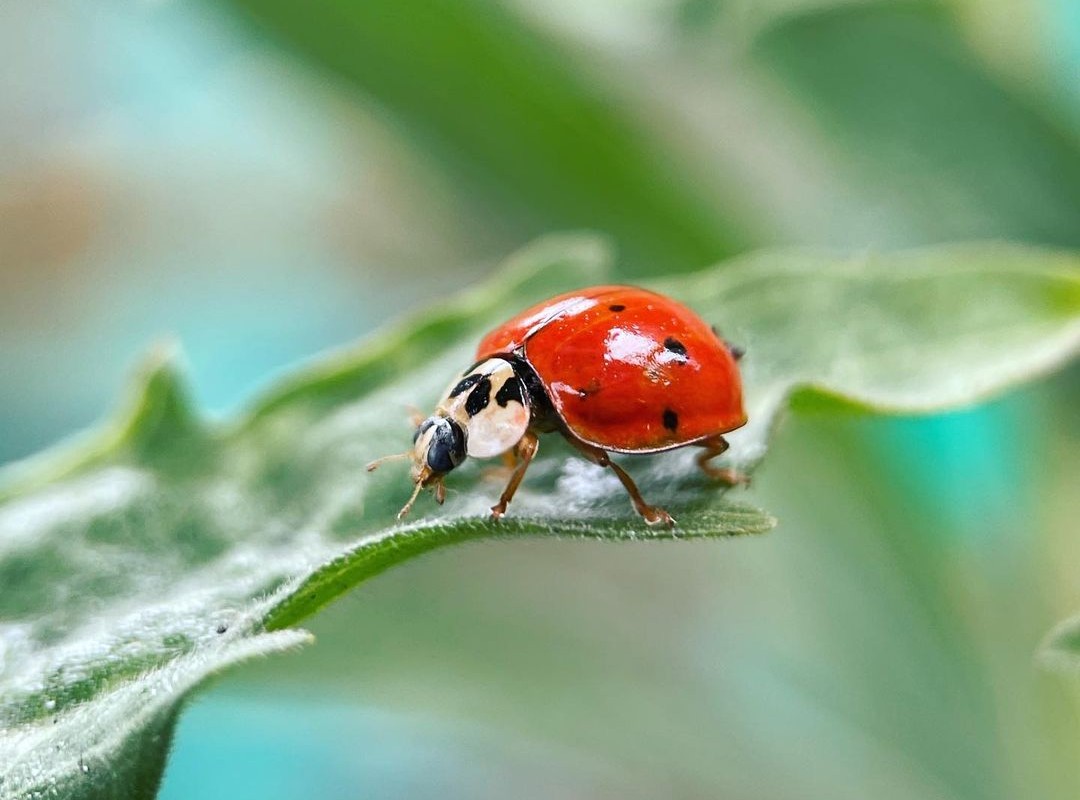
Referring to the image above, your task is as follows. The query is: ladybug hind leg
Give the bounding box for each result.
[695,435,749,486]
[490,431,540,520]
[570,440,674,527]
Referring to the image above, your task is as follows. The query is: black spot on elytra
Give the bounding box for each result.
[465,377,492,416]
[663,337,689,364]
[663,337,687,357]
[495,376,523,407]
[609,304,626,312]
[576,379,601,399]
[662,408,679,431]
[450,373,482,398]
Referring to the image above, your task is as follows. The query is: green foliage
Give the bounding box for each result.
[1,235,1078,798]
[218,0,756,276]
[1041,616,1080,672]
[753,3,1080,246]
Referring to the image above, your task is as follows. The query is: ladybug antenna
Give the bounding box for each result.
[366,452,410,472]
[724,340,745,361]
[406,405,424,427]
[397,481,425,520]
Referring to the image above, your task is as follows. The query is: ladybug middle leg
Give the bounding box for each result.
[490,431,540,520]
[695,435,749,486]
[568,440,674,527]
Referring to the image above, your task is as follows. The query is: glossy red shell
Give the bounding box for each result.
[475,286,746,453]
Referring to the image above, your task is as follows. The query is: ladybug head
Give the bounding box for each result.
[366,412,468,519]
[387,415,466,518]
[411,415,467,482]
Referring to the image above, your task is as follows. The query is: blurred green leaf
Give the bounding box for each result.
[2,234,1078,798]
[754,3,1080,246]
[1040,616,1080,673]
[216,0,756,276]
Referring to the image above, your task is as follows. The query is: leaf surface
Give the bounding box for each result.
[1,236,1078,798]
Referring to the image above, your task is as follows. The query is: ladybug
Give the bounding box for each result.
[368,286,747,526]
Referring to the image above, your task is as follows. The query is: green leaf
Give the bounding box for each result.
[2,235,1078,797]
[752,4,1080,247]
[215,0,755,276]
[1039,616,1080,673]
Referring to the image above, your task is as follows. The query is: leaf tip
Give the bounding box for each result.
[118,341,207,459]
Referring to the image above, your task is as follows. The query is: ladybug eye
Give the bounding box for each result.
[426,419,467,474]
[412,416,436,443]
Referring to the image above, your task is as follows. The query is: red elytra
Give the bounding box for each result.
[476,285,746,453]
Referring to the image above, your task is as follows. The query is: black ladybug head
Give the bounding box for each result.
[413,416,467,477]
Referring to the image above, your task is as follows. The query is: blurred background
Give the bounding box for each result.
[3,1,1079,797]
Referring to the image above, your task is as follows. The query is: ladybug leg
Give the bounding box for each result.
[490,431,540,520]
[480,451,518,483]
[605,459,675,527]
[396,481,425,520]
[695,435,749,486]
[570,442,674,527]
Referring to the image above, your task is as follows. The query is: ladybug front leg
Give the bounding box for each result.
[490,431,540,520]
[570,441,674,527]
[695,435,749,486]
[480,450,518,484]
